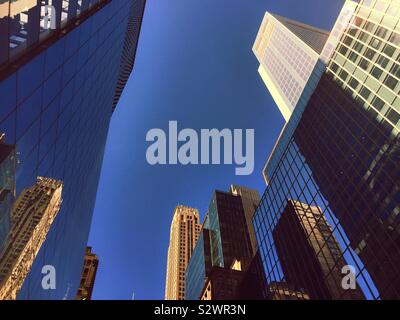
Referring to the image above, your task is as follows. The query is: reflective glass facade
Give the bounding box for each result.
[208,191,253,269]
[185,228,212,300]
[0,0,107,67]
[0,0,146,299]
[253,0,400,300]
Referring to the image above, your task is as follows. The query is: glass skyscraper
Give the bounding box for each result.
[185,224,212,301]
[186,187,263,300]
[252,11,329,122]
[253,0,400,300]
[0,0,146,299]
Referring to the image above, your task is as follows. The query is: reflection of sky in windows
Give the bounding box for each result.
[254,140,380,300]
[0,0,139,299]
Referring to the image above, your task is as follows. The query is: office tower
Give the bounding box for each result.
[229,185,261,254]
[186,189,265,300]
[186,220,212,300]
[0,177,63,300]
[0,0,146,299]
[253,12,329,122]
[253,0,400,300]
[165,205,201,300]
[76,246,99,300]
[208,191,253,269]
[0,134,16,255]
[273,200,365,300]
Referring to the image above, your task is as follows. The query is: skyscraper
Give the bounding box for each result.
[229,185,261,254]
[208,191,253,269]
[0,0,146,299]
[0,177,63,300]
[76,246,99,300]
[253,0,400,300]
[165,205,201,300]
[253,12,329,122]
[186,188,265,300]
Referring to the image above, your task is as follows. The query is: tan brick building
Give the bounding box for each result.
[165,205,201,300]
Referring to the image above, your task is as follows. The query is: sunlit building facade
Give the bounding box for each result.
[76,246,99,300]
[0,177,62,300]
[165,205,201,300]
[0,0,146,299]
[0,135,16,254]
[253,0,400,300]
[253,12,329,122]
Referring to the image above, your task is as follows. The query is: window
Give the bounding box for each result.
[365,48,376,61]
[349,51,358,63]
[371,66,383,80]
[359,58,369,70]
[386,109,400,125]
[372,97,385,111]
[360,87,371,100]
[370,37,381,49]
[384,75,398,90]
[344,36,353,46]
[330,62,339,73]
[375,27,388,40]
[349,78,359,90]
[383,44,396,58]
[339,45,348,56]
[354,42,364,53]
[364,22,375,33]
[377,55,389,69]
[390,64,400,78]
[389,32,400,46]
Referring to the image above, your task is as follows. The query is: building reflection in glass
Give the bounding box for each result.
[0,133,16,256]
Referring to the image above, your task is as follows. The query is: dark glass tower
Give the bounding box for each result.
[253,0,400,300]
[294,72,400,299]
[185,226,212,300]
[208,190,253,269]
[186,189,265,300]
[0,0,146,299]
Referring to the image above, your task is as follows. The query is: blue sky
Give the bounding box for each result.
[88,0,344,300]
